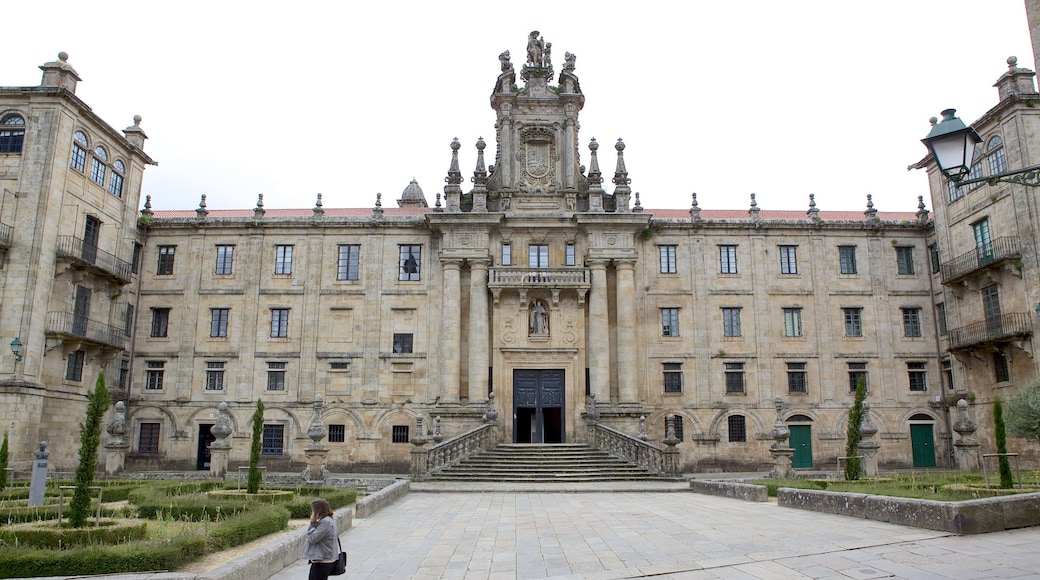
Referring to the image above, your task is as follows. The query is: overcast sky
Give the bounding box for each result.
[2,1,1034,213]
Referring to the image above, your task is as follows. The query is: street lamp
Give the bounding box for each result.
[922,108,1040,187]
[10,337,22,362]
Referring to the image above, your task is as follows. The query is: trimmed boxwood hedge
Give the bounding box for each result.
[0,535,208,579]
[282,488,357,518]
[0,522,148,548]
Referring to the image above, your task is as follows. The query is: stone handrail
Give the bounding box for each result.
[410,422,497,480]
[588,423,679,476]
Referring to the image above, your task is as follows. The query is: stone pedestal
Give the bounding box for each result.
[952,399,980,472]
[304,448,329,482]
[209,447,230,479]
[303,397,328,482]
[28,441,50,507]
[209,402,234,478]
[104,443,128,475]
[104,401,129,476]
[858,403,880,478]
[769,397,794,479]
[769,447,796,479]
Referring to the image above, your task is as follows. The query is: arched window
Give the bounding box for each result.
[70,130,88,172]
[967,148,984,190]
[90,145,107,186]
[109,159,125,198]
[987,135,1007,176]
[727,414,747,442]
[909,413,933,422]
[0,113,25,153]
[787,414,813,422]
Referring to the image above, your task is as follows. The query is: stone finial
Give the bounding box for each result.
[434,192,443,212]
[585,393,599,423]
[411,416,427,446]
[210,401,233,449]
[432,416,444,443]
[663,414,679,447]
[690,192,701,221]
[307,396,327,449]
[633,191,642,212]
[444,138,463,212]
[471,137,488,212]
[313,193,324,217]
[612,138,631,189]
[859,402,879,437]
[106,401,128,446]
[587,138,604,212]
[916,195,930,223]
[483,392,498,423]
[254,193,265,218]
[749,193,760,221]
[123,114,148,149]
[638,415,647,440]
[140,195,153,218]
[373,192,384,218]
[807,193,820,221]
[770,397,790,450]
[196,194,208,220]
[864,194,878,221]
[40,51,81,93]
[398,179,429,209]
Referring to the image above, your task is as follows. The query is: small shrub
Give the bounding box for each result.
[207,505,289,550]
[0,522,148,548]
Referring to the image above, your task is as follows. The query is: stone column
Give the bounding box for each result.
[303,396,329,482]
[769,397,795,479]
[953,399,981,472]
[587,259,611,401]
[104,401,129,476]
[441,258,463,402]
[209,402,233,479]
[468,258,490,401]
[614,259,637,403]
[857,403,880,478]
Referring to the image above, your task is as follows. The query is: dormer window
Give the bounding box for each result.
[90,146,108,186]
[109,160,125,198]
[0,113,25,153]
[987,135,1007,176]
[70,131,88,172]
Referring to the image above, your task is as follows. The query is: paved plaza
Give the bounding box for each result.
[267,486,1040,579]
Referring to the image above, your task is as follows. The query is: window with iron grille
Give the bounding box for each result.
[66,349,85,382]
[787,362,807,393]
[843,308,863,337]
[848,362,868,392]
[393,333,413,354]
[156,246,176,275]
[205,361,225,391]
[215,245,235,275]
[261,424,284,455]
[902,308,922,337]
[145,361,165,390]
[994,351,1010,383]
[661,308,679,337]
[896,246,915,275]
[399,245,422,280]
[728,415,747,442]
[392,425,410,443]
[337,244,360,280]
[138,423,160,454]
[210,308,229,338]
[328,424,345,443]
[267,362,286,391]
[838,245,857,275]
[719,245,738,274]
[779,245,798,274]
[722,308,742,337]
[330,361,350,370]
[783,308,803,337]
[271,308,289,338]
[150,308,170,337]
[659,245,677,274]
[275,245,293,275]
[908,362,927,391]
[724,362,745,394]
[663,363,683,393]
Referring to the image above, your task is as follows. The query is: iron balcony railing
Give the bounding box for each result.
[0,222,11,249]
[940,237,1020,284]
[488,267,591,288]
[947,312,1033,351]
[55,235,132,284]
[46,310,128,351]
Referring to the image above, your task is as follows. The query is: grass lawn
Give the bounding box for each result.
[753,471,1040,501]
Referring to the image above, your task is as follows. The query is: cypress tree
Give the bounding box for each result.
[994,397,1014,489]
[0,431,9,491]
[247,400,265,494]
[844,378,867,481]
[69,373,110,527]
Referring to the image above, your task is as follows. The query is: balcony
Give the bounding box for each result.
[947,312,1033,351]
[0,222,11,250]
[46,311,128,351]
[940,237,1020,285]
[55,236,133,285]
[488,267,591,289]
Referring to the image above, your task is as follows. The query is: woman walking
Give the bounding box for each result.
[303,499,339,580]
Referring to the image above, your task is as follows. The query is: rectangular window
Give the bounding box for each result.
[210,308,229,338]
[501,243,512,266]
[138,423,160,454]
[215,245,235,275]
[145,361,165,390]
[267,362,286,391]
[337,244,360,281]
[719,245,738,274]
[728,415,747,442]
[722,308,742,337]
[108,169,124,198]
[399,244,422,281]
[156,246,176,275]
[663,362,683,393]
[270,308,289,338]
[838,245,857,275]
[565,243,576,267]
[974,218,993,264]
[330,361,350,371]
[659,245,677,274]
[848,362,868,393]
[779,245,798,275]
[205,361,225,391]
[392,425,410,443]
[908,362,927,392]
[937,302,948,336]
[982,285,1002,321]
[150,308,170,338]
[118,358,130,391]
[66,349,85,382]
[787,362,807,393]
[843,308,863,337]
[261,425,284,455]
[942,359,954,391]
[274,245,293,275]
[70,143,86,172]
[661,308,679,337]
[896,246,915,275]
[994,351,1010,383]
[393,333,414,354]
[529,244,549,268]
[783,308,803,337]
[0,128,25,154]
[724,362,745,394]
[131,242,142,275]
[902,307,922,337]
[930,244,941,275]
[328,424,345,443]
[90,157,106,186]
[124,304,134,336]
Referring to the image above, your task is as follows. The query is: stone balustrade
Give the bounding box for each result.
[410,422,498,480]
[588,423,679,476]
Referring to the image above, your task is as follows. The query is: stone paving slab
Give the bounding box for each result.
[265,491,1040,579]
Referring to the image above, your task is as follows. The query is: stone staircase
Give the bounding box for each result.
[426,443,666,482]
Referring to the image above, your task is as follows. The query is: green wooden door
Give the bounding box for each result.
[789,425,813,469]
[910,424,936,467]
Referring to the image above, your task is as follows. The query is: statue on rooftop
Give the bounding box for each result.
[527,31,545,67]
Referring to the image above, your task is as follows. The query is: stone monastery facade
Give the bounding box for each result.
[1,33,1038,475]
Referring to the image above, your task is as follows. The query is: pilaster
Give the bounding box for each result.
[587,259,611,401]
[468,258,491,400]
[615,259,638,402]
[441,258,463,402]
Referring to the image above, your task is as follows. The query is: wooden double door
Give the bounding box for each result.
[512,369,565,443]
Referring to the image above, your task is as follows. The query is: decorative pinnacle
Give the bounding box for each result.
[611,138,630,190]
[444,137,463,192]
[141,194,153,216]
[807,193,820,220]
[749,193,760,220]
[690,192,701,221]
[916,195,930,223]
[375,192,382,208]
[313,193,324,217]
[864,194,878,220]
[472,137,488,187]
[254,193,265,218]
[633,191,642,211]
[196,194,208,219]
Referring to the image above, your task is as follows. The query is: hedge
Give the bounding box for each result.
[207,504,290,550]
[0,522,148,548]
[282,488,357,518]
[0,535,208,579]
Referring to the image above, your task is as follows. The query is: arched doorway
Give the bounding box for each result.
[909,414,936,468]
[787,414,813,469]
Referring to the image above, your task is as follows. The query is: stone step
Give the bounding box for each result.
[428,443,666,483]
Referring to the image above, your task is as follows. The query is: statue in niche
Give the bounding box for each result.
[530,301,548,335]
